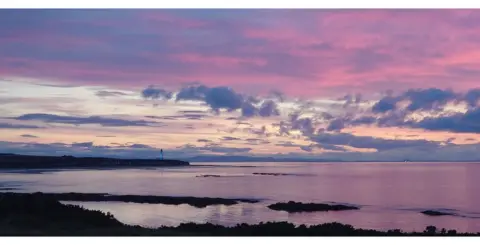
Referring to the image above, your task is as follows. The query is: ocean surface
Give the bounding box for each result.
[1,162,480,233]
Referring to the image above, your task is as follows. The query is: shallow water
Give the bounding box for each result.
[1,162,480,233]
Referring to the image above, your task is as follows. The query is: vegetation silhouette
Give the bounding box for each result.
[268,201,360,213]
[0,192,476,236]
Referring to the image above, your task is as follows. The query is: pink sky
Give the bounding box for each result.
[1,9,480,161]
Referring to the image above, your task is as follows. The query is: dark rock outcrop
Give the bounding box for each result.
[268,201,359,213]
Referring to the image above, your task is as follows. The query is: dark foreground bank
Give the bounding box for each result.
[0,192,478,236]
[0,153,189,169]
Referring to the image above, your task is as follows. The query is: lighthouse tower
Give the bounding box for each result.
[160,149,164,160]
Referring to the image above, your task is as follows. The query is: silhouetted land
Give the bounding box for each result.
[0,153,189,169]
[421,210,455,216]
[0,192,259,208]
[196,174,223,178]
[0,192,476,236]
[253,172,291,176]
[268,201,360,213]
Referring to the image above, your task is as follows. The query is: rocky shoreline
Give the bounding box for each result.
[0,192,476,236]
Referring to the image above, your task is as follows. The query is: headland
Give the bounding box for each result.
[0,153,189,169]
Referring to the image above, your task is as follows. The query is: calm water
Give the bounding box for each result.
[1,162,480,232]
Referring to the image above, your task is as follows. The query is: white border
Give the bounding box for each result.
[2,0,480,244]
[2,0,480,8]
[2,237,480,244]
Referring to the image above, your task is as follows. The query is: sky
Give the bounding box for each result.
[1,9,480,161]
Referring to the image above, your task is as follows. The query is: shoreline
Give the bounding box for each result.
[0,192,477,236]
[1,192,478,235]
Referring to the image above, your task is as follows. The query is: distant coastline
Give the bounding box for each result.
[185,155,480,163]
[1,153,479,169]
[0,153,189,169]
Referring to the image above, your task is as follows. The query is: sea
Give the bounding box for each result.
[1,162,480,233]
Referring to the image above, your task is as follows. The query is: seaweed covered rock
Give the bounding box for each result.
[268,201,359,213]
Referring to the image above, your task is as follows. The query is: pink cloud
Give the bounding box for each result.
[2,9,480,98]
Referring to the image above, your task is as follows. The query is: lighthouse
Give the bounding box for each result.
[160,149,164,160]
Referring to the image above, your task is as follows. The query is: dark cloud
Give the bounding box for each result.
[222,136,241,141]
[245,125,270,137]
[178,110,209,114]
[412,108,480,133]
[175,85,210,101]
[372,88,457,113]
[309,132,441,151]
[197,139,212,143]
[258,100,280,117]
[145,115,173,120]
[178,144,252,154]
[300,145,314,152]
[325,115,380,131]
[328,88,480,133]
[404,88,456,111]
[326,118,345,132]
[351,116,376,126]
[245,95,261,104]
[0,122,43,129]
[290,114,315,136]
[175,84,280,117]
[71,142,93,148]
[275,141,303,147]
[316,143,346,151]
[245,138,270,145]
[372,96,399,113]
[299,143,346,152]
[141,85,173,100]
[95,90,128,98]
[14,113,160,127]
[182,114,207,120]
[320,112,334,120]
[20,134,38,138]
[241,101,259,117]
[205,86,244,112]
[464,89,480,107]
[146,113,206,120]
